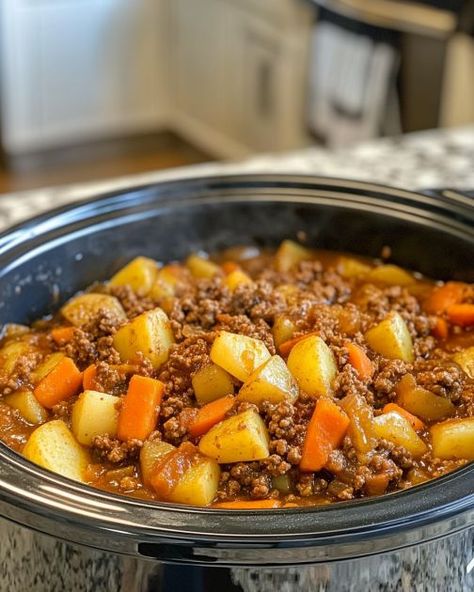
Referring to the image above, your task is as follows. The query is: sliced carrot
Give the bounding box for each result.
[50,326,75,345]
[279,331,320,357]
[213,499,281,509]
[432,317,449,340]
[424,282,465,314]
[82,364,97,390]
[346,342,374,380]
[117,375,165,441]
[446,304,474,327]
[188,395,235,438]
[221,261,240,275]
[382,403,425,431]
[365,473,390,496]
[300,398,350,472]
[34,357,82,409]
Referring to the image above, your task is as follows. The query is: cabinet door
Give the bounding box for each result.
[1,0,167,153]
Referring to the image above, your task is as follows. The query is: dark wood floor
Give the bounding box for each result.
[0,132,212,194]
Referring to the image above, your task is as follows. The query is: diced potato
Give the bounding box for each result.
[71,390,120,446]
[23,419,90,482]
[109,256,158,296]
[274,284,300,305]
[150,265,182,300]
[169,456,221,506]
[140,439,175,486]
[337,256,371,278]
[5,389,48,424]
[287,335,337,398]
[272,473,292,494]
[192,363,234,405]
[186,254,220,279]
[396,374,455,421]
[275,240,312,273]
[372,412,427,458]
[237,355,298,407]
[453,346,474,379]
[272,315,296,348]
[199,409,270,463]
[210,331,271,382]
[0,341,35,377]
[366,265,413,286]
[365,312,414,363]
[31,352,65,384]
[61,293,127,328]
[373,411,428,458]
[431,418,474,460]
[340,392,376,457]
[224,269,253,292]
[113,307,174,369]
[2,324,30,338]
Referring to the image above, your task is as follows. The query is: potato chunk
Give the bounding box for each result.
[192,363,234,405]
[71,390,120,446]
[23,419,90,482]
[340,392,376,458]
[431,418,474,460]
[0,340,36,377]
[287,335,337,398]
[170,457,221,506]
[210,331,271,382]
[31,352,65,384]
[140,439,175,486]
[372,412,427,458]
[186,254,220,279]
[224,269,253,292]
[61,293,126,328]
[396,374,455,421]
[337,256,371,279]
[453,347,474,379]
[110,256,158,295]
[365,312,414,363]
[5,389,48,425]
[199,409,270,463]
[366,265,413,286]
[113,307,174,369]
[272,315,296,348]
[237,355,298,407]
[275,240,312,272]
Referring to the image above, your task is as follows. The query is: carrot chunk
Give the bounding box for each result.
[424,282,465,314]
[365,473,390,496]
[382,403,425,431]
[221,261,240,275]
[446,304,474,327]
[82,364,97,390]
[34,357,82,409]
[432,317,449,340]
[300,398,350,472]
[50,326,75,345]
[188,395,235,437]
[279,331,319,357]
[212,499,281,509]
[346,342,374,380]
[117,375,165,441]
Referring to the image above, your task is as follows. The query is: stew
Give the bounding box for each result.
[0,241,473,508]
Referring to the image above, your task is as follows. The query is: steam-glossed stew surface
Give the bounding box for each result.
[0,241,473,509]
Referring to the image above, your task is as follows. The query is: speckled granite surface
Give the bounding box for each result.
[0,125,472,231]
[0,126,473,591]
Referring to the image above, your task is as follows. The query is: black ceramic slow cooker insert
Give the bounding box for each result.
[0,175,472,592]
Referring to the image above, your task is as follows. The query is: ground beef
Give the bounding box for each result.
[93,434,142,464]
[372,358,410,403]
[0,352,41,395]
[413,359,465,401]
[108,285,156,319]
[216,314,276,355]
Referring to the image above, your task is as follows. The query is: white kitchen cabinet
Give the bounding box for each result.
[1,0,168,153]
[169,0,313,157]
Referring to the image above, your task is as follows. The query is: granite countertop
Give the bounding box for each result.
[0,125,472,232]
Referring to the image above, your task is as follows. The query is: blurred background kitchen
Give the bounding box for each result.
[0,0,473,194]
